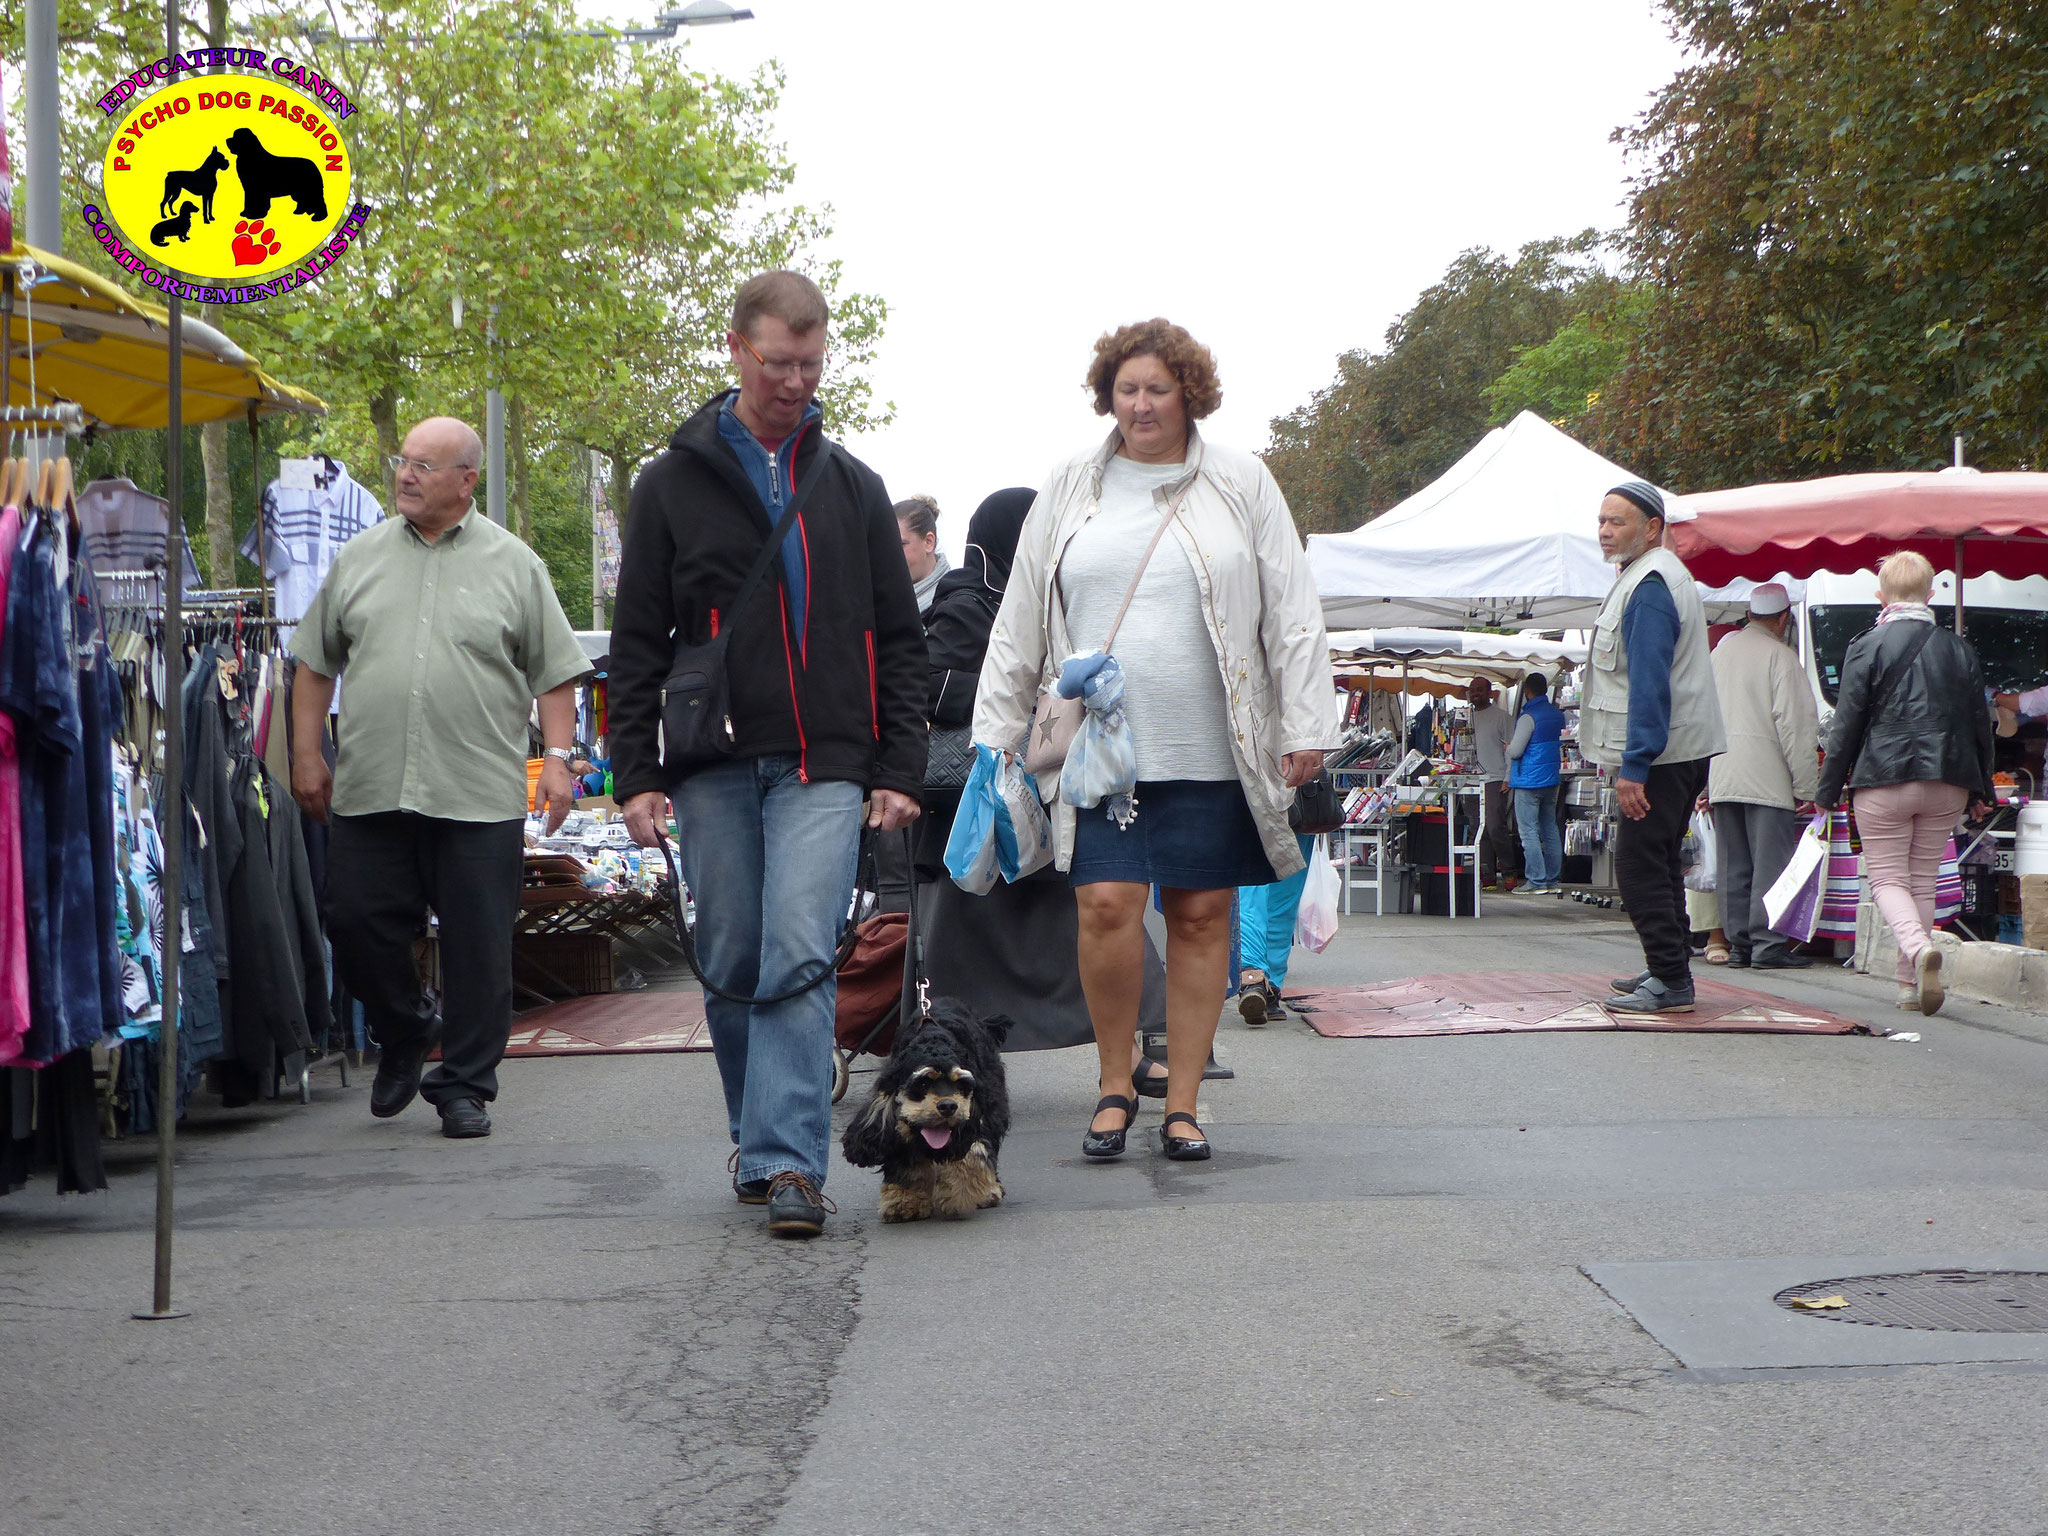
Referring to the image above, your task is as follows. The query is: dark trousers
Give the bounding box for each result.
[1481,780,1522,884]
[1615,758,1711,987]
[1715,801,1803,962]
[327,812,524,1106]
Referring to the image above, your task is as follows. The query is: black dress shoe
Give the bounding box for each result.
[1725,950,1752,969]
[437,1097,492,1138]
[1752,952,1814,970]
[370,1040,428,1119]
[1083,1094,1136,1159]
[729,1147,771,1203]
[765,1171,834,1238]
[1159,1111,1212,1161]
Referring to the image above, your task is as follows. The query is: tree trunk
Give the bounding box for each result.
[369,385,401,505]
[200,420,234,585]
[510,393,531,542]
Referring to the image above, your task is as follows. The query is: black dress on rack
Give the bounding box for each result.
[185,641,329,1104]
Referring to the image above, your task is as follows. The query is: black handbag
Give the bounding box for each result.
[1288,771,1345,835]
[661,445,837,772]
[924,725,977,789]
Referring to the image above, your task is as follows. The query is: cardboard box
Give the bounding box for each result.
[2021,874,2048,952]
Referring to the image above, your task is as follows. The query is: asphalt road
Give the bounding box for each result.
[5,897,2046,1536]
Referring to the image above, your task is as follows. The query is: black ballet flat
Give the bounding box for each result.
[1083,1094,1136,1159]
[1159,1111,1211,1162]
[1132,1058,1169,1099]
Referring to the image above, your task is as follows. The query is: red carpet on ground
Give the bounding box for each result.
[504,991,713,1056]
[1292,973,1864,1038]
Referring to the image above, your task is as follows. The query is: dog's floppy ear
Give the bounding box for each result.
[979,1013,1014,1049]
[839,1088,895,1168]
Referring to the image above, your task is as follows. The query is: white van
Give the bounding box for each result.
[1795,569,2048,723]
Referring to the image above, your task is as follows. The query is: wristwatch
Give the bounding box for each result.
[544,747,574,764]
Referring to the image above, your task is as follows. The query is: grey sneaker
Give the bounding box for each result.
[1609,970,1651,996]
[766,1171,835,1238]
[1606,976,1696,1014]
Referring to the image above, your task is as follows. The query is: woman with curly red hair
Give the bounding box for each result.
[973,319,1339,1161]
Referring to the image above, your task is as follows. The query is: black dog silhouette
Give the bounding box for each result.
[225,127,327,221]
[149,201,199,247]
[160,147,230,223]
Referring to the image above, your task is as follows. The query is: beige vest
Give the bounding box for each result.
[1581,546,1727,769]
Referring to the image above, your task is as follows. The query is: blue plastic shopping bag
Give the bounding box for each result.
[943,745,1003,894]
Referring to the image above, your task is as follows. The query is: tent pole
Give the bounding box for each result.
[135,0,189,1324]
[1954,535,1967,636]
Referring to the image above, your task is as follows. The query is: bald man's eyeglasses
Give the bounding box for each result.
[387,454,467,477]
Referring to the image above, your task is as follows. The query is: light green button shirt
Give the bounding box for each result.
[292,507,590,822]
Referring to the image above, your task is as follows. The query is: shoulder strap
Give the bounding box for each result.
[726,440,838,631]
[1101,480,1196,654]
[1870,621,1936,711]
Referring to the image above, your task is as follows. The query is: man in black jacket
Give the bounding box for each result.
[611,271,927,1238]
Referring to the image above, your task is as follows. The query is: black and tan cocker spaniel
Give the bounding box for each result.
[841,1001,1010,1222]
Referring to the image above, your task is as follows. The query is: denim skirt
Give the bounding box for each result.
[1070,779,1276,890]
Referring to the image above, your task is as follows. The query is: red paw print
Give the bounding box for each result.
[232,220,283,267]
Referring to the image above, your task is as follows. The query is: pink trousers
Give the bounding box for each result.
[1854,781,1967,983]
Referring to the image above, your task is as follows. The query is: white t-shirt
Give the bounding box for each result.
[1057,456,1236,781]
[1470,702,1513,782]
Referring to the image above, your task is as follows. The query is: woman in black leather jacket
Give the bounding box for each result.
[918,489,1168,1056]
[1817,552,1994,1015]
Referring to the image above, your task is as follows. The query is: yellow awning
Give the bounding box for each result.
[0,243,326,430]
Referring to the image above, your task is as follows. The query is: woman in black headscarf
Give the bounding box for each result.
[918,490,1168,1058]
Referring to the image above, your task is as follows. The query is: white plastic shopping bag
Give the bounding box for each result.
[994,753,1054,881]
[1762,812,1830,943]
[1295,838,1341,954]
[1682,809,1717,892]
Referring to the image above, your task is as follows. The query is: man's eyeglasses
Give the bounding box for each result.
[387,454,464,477]
[733,330,827,383]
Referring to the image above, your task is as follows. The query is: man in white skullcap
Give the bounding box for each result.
[1705,582,1821,968]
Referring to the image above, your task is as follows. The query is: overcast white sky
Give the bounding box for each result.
[650,0,1686,560]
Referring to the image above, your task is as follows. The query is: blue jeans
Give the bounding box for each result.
[1236,833,1316,991]
[670,755,862,1188]
[1515,786,1562,886]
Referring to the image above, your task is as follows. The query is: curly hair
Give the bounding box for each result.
[1085,318,1223,420]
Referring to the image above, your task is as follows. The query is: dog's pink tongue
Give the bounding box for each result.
[919,1126,953,1150]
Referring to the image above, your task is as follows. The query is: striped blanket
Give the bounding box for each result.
[1814,807,1963,940]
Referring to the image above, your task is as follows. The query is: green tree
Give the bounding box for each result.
[1589,0,2048,485]
[1265,232,1618,533]
[1482,286,1648,428]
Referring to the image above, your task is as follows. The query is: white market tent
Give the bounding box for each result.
[1309,411,1705,631]
[1327,628,1587,698]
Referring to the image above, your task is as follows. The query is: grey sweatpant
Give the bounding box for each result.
[1714,801,1804,961]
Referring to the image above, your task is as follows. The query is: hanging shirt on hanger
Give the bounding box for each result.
[0,505,29,1062]
[239,455,384,644]
[76,477,202,604]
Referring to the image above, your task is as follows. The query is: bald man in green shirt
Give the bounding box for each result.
[291,416,589,1138]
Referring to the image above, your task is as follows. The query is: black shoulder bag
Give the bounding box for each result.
[661,443,838,772]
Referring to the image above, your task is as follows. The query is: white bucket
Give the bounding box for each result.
[2015,802,2048,877]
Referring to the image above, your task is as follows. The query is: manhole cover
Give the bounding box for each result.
[1775,1271,2048,1332]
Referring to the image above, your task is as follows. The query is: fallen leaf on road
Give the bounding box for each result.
[1789,1295,1850,1310]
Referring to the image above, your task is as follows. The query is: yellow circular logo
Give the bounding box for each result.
[99,72,352,284]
